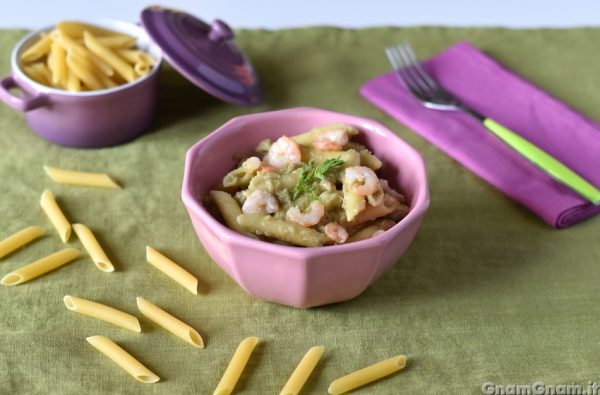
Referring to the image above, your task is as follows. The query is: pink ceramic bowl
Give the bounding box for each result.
[182,108,429,308]
[0,19,163,148]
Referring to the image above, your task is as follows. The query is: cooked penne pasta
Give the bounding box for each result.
[291,123,358,146]
[0,248,79,286]
[280,346,324,395]
[237,214,329,247]
[40,189,71,243]
[136,296,203,348]
[328,355,406,395]
[86,335,159,383]
[64,295,141,332]
[211,124,409,246]
[73,224,114,272]
[0,226,44,259]
[349,194,401,226]
[302,148,360,168]
[222,156,262,189]
[146,246,198,294]
[342,182,366,222]
[343,142,383,170]
[214,337,259,395]
[347,219,395,243]
[222,167,250,189]
[83,31,135,82]
[21,33,52,62]
[210,190,245,234]
[358,149,382,170]
[44,165,121,188]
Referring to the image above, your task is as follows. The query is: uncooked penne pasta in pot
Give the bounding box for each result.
[20,21,155,91]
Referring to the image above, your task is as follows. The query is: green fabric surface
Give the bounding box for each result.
[2,26,600,394]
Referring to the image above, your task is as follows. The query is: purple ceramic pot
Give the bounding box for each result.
[0,19,163,148]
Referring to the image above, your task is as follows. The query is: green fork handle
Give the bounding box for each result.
[483,118,600,205]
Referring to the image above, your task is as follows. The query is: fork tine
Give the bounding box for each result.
[395,44,434,95]
[385,46,427,98]
[400,43,439,90]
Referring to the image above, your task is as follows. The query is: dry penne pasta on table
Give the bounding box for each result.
[146,246,198,294]
[73,223,115,272]
[19,21,155,91]
[86,335,159,383]
[0,248,79,286]
[0,226,44,259]
[64,295,141,332]
[207,124,410,247]
[136,296,203,348]
[44,165,121,188]
[40,189,71,243]
[214,337,259,395]
[280,346,324,395]
[328,354,407,394]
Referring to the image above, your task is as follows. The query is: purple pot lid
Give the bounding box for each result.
[140,6,263,106]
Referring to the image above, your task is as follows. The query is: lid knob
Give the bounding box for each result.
[208,20,234,42]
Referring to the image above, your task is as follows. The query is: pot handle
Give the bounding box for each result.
[0,74,48,112]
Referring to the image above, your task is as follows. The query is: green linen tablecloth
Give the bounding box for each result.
[2,26,600,395]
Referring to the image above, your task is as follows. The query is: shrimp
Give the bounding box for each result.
[263,136,302,170]
[312,129,349,151]
[324,222,348,244]
[241,190,280,215]
[286,201,325,227]
[344,166,381,196]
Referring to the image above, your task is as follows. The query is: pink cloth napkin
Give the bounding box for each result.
[360,41,600,228]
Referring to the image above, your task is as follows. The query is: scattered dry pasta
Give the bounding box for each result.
[0,226,44,259]
[0,248,79,286]
[44,165,120,188]
[73,223,115,272]
[64,295,141,332]
[86,335,160,383]
[214,337,259,395]
[328,354,407,394]
[40,189,71,243]
[280,346,324,395]
[136,296,203,348]
[146,246,198,294]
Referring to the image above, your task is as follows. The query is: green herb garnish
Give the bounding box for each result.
[290,158,344,200]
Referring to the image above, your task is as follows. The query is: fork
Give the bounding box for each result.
[385,43,600,205]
